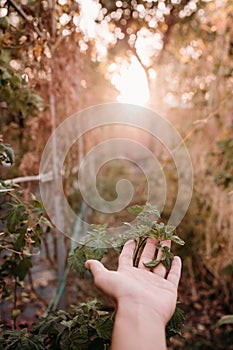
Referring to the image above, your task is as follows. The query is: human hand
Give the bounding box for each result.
[85,238,182,326]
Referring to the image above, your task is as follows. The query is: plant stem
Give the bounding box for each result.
[133,236,148,267]
[13,276,17,330]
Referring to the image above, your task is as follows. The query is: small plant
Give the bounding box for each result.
[0,299,113,350]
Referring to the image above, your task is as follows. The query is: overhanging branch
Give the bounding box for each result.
[7,0,45,38]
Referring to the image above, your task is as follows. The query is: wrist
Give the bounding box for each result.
[111,300,167,350]
[116,297,166,327]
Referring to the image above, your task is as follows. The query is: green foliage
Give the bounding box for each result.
[1,301,183,349]
[0,142,14,166]
[0,150,51,322]
[69,204,185,276]
[121,204,184,269]
[0,55,44,124]
[68,246,96,278]
[0,188,50,297]
[166,305,185,341]
[7,299,113,350]
[144,245,174,270]
[83,224,110,258]
[68,224,111,277]
[0,328,45,350]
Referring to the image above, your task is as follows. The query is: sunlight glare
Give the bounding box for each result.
[77,0,101,38]
[111,56,150,106]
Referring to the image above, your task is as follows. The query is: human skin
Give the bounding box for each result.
[85,238,182,350]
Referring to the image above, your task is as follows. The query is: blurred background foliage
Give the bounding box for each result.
[0,0,233,348]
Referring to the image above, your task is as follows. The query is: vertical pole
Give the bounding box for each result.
[49,77,66,309]
[48,0,66,308]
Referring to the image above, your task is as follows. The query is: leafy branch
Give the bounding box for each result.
[0,299,114,349]
[0,143,52,327]
[0,243,40,257]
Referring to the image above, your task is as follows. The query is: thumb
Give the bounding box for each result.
[85,259,107,276]
[85,260,110,291]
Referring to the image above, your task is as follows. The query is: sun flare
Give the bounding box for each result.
[110,56,150,106]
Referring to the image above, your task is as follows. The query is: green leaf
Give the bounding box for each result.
[5,205,22,233]
[95,315,114,340]
[166,305,185,341]
[0,143,14,166]
[143,259,161,268]
[83,225,110,258]
[68,246,96,278]
[68,247,87,278]
[171,235,185,245]
[162,257,172,270]
[15,257,32,280]
[11,308,21,321]
[220,264,233,276]
[39,216,53,228]
[31,312,65,335]
[159,246,174,271]
[14,231,26,251]
[127,205,144,215]
[215,315,233,327]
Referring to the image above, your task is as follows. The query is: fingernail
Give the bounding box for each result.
[125,239,134,244]
[85,261,90,269]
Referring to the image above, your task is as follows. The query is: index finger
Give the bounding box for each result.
[118,240,136,268]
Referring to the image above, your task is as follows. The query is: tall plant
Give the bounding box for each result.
[0,142,51,328]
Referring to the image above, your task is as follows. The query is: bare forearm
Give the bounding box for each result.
[111,302,167,350]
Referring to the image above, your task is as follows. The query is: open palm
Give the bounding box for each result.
[85,238,182,325]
